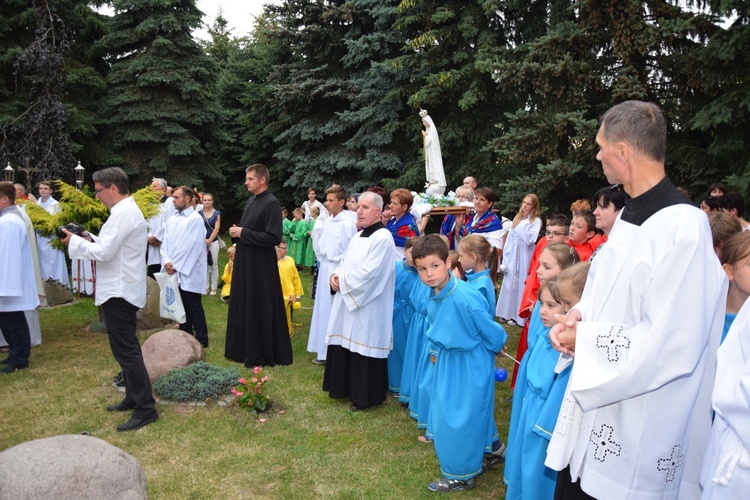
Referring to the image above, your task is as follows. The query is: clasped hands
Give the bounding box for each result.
[549,309,581,356]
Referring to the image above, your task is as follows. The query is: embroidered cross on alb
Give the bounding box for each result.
[590,423,621,463]
[596,326,630,362]
[555,397,577,437]
[657,444,685,483]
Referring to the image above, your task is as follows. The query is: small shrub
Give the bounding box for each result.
[154,361,240,402]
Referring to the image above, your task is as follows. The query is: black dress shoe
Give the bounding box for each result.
[107,400,136,412]
[0,364,27,374]
[116,413,159,432]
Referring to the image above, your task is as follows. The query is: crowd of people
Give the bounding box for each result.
[2,100,749,497]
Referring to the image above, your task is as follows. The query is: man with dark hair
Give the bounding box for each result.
[547,101,725,498]
[323,192,396,411]
[225,164,292,367]
[61,167,158,431]
[0,182,39,374]
[162,186,209,347]
[592,185,629,237]
[718,192,750,230]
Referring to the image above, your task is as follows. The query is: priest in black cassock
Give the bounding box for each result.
[225,164,293,367]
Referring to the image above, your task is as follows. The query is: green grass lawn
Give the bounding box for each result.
[0,252,521,498]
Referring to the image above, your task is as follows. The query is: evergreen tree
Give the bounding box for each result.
[265,0,408,201]
[485,0,718,213]
[210,10,291,212]
[98,0,225,188]
[690,1,750,197]
[387,0,516,199]
[0,0,76,182]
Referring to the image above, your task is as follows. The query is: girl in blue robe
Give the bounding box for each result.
[458,235,504,454]
[504,257,588,500]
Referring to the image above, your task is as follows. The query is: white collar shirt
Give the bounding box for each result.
[68,196,147,307]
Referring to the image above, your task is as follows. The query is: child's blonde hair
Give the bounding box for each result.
[459,234,499,284]
[437,233,451,250]
[310,205,321,218]
[543,242,580,271]
[552,262,591,307]
[512,193,541,228]
[227,245,236,255]
[538,278,559,303]
[720,231,750,266]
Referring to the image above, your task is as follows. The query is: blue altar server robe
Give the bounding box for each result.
[426,276,507,481]
[400,280,430,407]
[504,301,570,499]
[389,260,420,393]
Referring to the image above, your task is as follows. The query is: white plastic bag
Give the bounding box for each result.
[154,272,186,324]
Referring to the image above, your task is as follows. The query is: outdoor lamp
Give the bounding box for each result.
[74,161,85,190]
[4,162,14,183]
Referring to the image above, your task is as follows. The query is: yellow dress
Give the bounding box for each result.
[277,256,303,334]
[221,262,233,299]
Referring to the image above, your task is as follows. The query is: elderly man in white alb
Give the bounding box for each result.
[322,191,397,411]
[61,167,158,432]
[546,101,725,499]
[161,186,209,348]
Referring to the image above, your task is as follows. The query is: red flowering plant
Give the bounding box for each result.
[231,366,269,414]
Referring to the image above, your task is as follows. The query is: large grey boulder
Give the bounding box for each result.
[142,329,205,384]
[136,276,171,330]
[43,279,74,306]
[0,434,147,499]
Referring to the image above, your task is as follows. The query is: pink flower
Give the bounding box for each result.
[236,391,244,397]
[261,376,268,382]
[259,418,266,423]
[253,366,261,375]
[251,377,258,384]
[231,388,237,395]
[278,410,286,415]
[238,378,246,385]
[257,387,263,394]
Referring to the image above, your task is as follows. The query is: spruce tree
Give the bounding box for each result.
[690,1,750,197]
[98,0,225,188]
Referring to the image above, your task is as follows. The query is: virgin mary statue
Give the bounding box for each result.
[420,109,447,197]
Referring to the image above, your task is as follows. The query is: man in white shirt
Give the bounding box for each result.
[61,167,158,432]
[0,182,39,373]
[161,186,208,348]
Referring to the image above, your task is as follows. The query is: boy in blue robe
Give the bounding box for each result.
[412,234,507,492]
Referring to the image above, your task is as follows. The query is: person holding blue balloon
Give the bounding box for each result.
[503,243,583,500]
